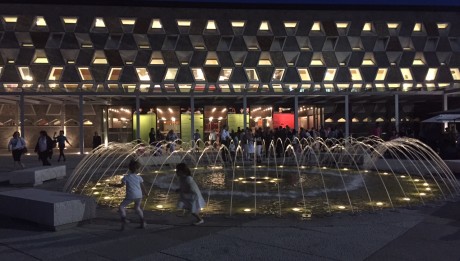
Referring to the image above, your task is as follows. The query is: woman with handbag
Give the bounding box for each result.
[7,131,26,170]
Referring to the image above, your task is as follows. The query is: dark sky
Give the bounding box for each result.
[140,0,460,6]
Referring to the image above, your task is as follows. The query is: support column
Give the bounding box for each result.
[19,93,25,138]
[443,93,448,130]
[294,95,299,133]
[79,95,84,155]
[135,94,140,140]
[395,94,400,133]
[243,94,247,129]
[190,95,195,141]
[345,95,349,138]
[61,104,65,136]
[102,107,108,146]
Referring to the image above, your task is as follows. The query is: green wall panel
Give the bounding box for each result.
[133,114,156,143]
[181,114,204,142]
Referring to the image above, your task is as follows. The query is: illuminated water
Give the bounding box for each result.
[64,137,460,217]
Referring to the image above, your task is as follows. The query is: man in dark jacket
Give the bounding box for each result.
[34,130,54,166]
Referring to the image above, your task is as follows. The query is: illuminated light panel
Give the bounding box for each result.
[232,21,245,27]
[376,68,387,81]
[177,20,191,27]
[3,16,18,23]
[413,59,424,65]
[363,22,372,31]
[310,59,323,66]
[206,20,217,30]
[311,21,321,31]
[63,17,78,24]
[437,23,449,29]
[413,23,422,32]
[93,58,108,64]
[425,68,437,81]
[387,23,399,29]
[121,18,136,25]
[284,21,297,28]
[95,18,106,28]
[362,59,375,66]
[336,22,349,28]
[36,17,47,27]
[350,68,362,81]
[259,21,269,31]
[34,57,49,64]
[151,19,162,29]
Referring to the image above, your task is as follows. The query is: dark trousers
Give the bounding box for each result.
[58,146,66,161]
[38,151,51,166]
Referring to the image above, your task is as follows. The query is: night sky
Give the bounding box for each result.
[137,0,460,6]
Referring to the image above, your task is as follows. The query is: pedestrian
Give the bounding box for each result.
[166,129,178,153]
[209,129,217,147]
[175,163,205,225]
[148,128,156,145]
[92,131,102,150]
[34,130,54,166]
[193,129,201,152]
[7,131,26,169]
[54,130,72,162]
[115,159,148,231]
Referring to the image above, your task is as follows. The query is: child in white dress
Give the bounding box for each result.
[175,163,205,225]
[117,159,149,230]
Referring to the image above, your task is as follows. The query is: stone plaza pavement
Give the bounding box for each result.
[0,150,460,260]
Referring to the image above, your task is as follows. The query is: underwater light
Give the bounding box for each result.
[364,170,369,173]
[423,183,429,186]
[301,166,306,169]
[376,202,383,206]
[256,181,263,184]
[425,188,431,191]
[154,171,159,173]
[156,205,164,209]
[91,187,97,190]
[338,205,346,209]
[96,183,102,185]
[243,208,252,212]
[343,168,349,171]
[263,177,270,179]
[241,181,247,184]
[400,175,406,178]
[250,176,256,179]
[93,192,100,195]
[103,196,111,200]
[322,167,327,169]
[414,179,420,182]
[419,193,426,196]
[105,179,110,182]
[234,179,240,182]
[238,177,244,180]
[292,208,301,212]
[279,165,284,168]
[403,197,411,201]
[382,172,389,175]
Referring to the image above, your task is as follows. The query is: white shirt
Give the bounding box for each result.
[221,129,231,141]
[122,173,144,199]
[8,137,25,150]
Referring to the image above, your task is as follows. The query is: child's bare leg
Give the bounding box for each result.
[134,198,146,228]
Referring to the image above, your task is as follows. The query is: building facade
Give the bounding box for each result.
[0,3,459,151]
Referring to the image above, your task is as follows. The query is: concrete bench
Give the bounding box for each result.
[0,188,96,231]
[9,165,66,186]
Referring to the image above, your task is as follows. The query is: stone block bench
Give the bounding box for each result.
[0,188,96,231]
[9,165,66,186]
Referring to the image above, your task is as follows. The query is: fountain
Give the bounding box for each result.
[64,137,460,218]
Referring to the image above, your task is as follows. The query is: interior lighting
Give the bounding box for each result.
[63,17,78,24]
[4,16,18,23]
[95,18,106,28]
[168,107,173,113]
[36,17,47,27]
[177,20,191,27]
[206,20,217,30]
[151,19,162,29]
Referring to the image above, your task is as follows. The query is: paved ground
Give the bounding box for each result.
[0,150,460,260]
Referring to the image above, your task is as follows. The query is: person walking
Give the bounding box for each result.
[34,130,54,166]
[54,130,72,162]
[148,128,156,145]
[115,159,148,231]
[7,131,26,169]
[175,163,205,225]
[193,129,201,152]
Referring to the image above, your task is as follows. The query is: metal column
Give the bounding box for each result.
[190,95,195,141]
[79,95,84,155]
[443,93,448,130]
[395,94,399,133]
[19,93,25,138]
[345,95,349,138]
[243,95,247,129]
[294,95,299,132]
[135,94,140,140]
